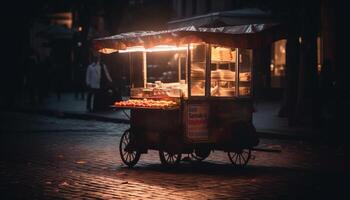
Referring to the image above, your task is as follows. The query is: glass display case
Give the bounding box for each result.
[210,46,237,97]
[128,44,252,100]
[190,44,206,96]
[209,45,252,97]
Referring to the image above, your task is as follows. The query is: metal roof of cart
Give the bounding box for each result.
[93,23,285,54]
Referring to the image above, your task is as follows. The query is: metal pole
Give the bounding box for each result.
[178,54,181,82]
[143,51,147,88]
[187,44,191,97]
[236,48,239,97]
[129,53,133,88]
[205,44,211,97]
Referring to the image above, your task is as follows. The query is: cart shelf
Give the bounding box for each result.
[111,105,179,110]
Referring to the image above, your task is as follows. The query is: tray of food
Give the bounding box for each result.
[113,99,180,110]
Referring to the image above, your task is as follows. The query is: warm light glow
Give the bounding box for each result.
[78,26,83,32]
[118,46,145,53]
[99,48,118,54]
[118,45,188,53]
[49,12,73,28]
[318,64,322,73]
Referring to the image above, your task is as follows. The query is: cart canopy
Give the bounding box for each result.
[93,23,285,54]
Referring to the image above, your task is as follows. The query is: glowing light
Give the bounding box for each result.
[99,48,118,54]
[279,45,285,54]
[78,26,83,32]
[118,45,188,53]
[118,46,145,53]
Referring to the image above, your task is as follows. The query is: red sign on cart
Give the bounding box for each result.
[187,103,209,141]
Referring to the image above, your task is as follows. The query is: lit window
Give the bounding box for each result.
[271,39,286,88]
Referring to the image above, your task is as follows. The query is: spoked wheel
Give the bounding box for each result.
[119,129,140,167]
[159,151,182,167]
[228,149,251,167]
[190,149,210,161]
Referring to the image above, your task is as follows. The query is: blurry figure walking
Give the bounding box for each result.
[86,56,112,112]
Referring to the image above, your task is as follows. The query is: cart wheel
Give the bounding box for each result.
[159,151,182,166]
[228,149,251,167]
[119,129,140,167]
[191,149,210,161]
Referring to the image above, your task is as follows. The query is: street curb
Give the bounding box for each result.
[12,108,130,124]
[256,131,313,141]
[9,108,316,141]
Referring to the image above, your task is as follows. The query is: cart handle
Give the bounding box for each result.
[122,109,130,120]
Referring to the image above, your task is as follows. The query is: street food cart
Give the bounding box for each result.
[93,25,273,167]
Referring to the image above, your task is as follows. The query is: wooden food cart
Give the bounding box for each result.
[93,25,267,167]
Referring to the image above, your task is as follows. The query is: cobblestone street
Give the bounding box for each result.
[0,112,348,199]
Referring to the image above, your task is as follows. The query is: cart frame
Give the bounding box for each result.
[116,43,259,168]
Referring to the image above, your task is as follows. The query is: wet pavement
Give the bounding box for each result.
[0,112,348,199]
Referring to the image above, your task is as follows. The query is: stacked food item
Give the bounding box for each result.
[114,99,179,109]
[239,72,251,81]
[211,47,236,62]
[211,69,235,81]
[191,64,205,79]
[239,87,250,96]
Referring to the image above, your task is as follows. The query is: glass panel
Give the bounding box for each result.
[190,44,206,96]
[130,49,188,99]
[146,51,187,98]
[146,51,186,83]
[210,46,236,97]
[238,49,252,96]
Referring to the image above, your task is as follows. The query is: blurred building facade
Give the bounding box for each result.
[24,0,172,97]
